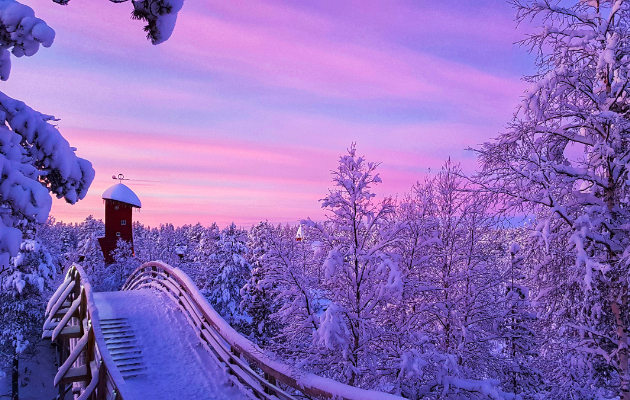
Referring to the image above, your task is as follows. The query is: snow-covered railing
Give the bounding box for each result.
[122,261,403,400]
[43,263,128,400]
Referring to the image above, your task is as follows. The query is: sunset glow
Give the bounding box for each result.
[8,0,531,227]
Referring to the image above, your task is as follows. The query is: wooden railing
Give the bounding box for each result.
[123,261,403,400]
[43,264,127,400]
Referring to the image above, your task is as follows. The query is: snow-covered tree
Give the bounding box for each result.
[93,239,139,291]
[0,90,93,269]
[155,223,181,264]
[240,222,277,344]
[242,221,321,351]
[498,242,540,397]
[186,223,220,287]
[390,161,510,399]
[204,223,251,329]
[0,225,56,400]
[0,0,94,270]
[133,223,160,263]
[196,223,220,262]
[305,144,403,387]
[37,217,73,268]
[129,0,185,45]
[473,1,630,398]
[240,265,278,345]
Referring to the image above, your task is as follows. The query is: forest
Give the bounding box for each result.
[3,0,630,399]
[0,149,613,399]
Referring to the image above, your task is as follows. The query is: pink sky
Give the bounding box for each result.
[7,0,532,228]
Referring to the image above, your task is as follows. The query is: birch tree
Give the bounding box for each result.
[238,221,321,359]
[474,1,630,398]
[394,161,510,399]
[306,144,403,387]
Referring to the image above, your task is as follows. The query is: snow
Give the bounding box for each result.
[102,183,142,208]
[0,0,55,80]
[131,0,185,45]
[314,302,349,352]
[0,340,57,400]
[93,289,241,400]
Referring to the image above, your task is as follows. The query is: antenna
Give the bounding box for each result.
[111,174,160,184]
[112,174,129,183]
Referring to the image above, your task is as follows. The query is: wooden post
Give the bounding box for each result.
[85,325,95,387]
[58,381,66,400]
[74,271,81,303]
[263,372,277,396]
[58,339,66,400]
[96,361,107,400]
[228,346,240,376]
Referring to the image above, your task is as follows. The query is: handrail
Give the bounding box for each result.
[43,263,127,400]
[123,261,403,400]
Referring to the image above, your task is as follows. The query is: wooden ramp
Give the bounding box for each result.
[44,263,404,400]
[92,290,241,400]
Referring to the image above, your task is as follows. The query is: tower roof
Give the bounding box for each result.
[102,183,142,208]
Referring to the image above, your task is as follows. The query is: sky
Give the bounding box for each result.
[6,0,534,228]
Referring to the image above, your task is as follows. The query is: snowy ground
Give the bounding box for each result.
[0,340,57,400]
[93,289,243,400]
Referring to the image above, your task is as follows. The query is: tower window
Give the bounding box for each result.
[114,206,119,210]
[116,232,121,237]
[121,220,127,225]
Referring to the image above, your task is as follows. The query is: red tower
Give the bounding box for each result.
[98,183,141,263]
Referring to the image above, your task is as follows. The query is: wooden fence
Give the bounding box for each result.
[43,264,127,400]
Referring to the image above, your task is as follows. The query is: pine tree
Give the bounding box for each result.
[205,223,251,330]
[240,266,278,345]
[0,225,56,400]
[243,221,323,364]
[104,239,139,291]
[187,223,220,287]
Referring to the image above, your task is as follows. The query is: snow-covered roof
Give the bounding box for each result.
[102,183,141,208]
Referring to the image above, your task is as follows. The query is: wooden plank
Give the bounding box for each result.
[46,277,72,315]
[58,325,82,340]
[52,291,83,341]
[264,372,277,396]
[57,366,88,386]
[75,361,99,400]
[45,282,75,330]
[227,361,275,400]
[53,307,71,319]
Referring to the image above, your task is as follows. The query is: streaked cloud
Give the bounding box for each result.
[9,0,531,227]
